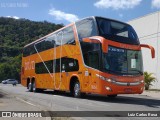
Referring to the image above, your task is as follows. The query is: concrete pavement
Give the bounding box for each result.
[142,90,160,99]
[0,84,160,120]
[0,90,51,120]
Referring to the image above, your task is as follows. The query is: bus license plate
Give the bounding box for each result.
[124,88,132,93]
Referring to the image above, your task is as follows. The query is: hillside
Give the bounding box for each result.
[0,17,63,81]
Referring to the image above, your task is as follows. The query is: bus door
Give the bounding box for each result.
[87,51,100,92]
[53,31,63,90]
[82,51,100,92]
[81,41,101,92]
[82,39,102,93]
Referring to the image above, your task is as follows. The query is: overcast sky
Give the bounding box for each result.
[0,0,160,24]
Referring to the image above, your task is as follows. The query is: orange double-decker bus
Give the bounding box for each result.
[21,16,155,98]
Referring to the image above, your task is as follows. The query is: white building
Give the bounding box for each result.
[128,11,160,89]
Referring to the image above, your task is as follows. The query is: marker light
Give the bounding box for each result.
[140,80,144,83]
[105,86,112,91]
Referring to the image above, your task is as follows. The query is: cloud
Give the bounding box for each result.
[152,0,160,8]
[6,16,20,19]
[119,13,123,18]
[49,8,79,23]
[94,0,142,10]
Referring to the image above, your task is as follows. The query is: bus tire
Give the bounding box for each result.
[37,89,44,92]
[33,81,38,92]
[53,90,59,94]
[28,82,33,92]
[73,81,81,98]
[107,94,117,98]
[32,81,44,92]
[81,93,86,98]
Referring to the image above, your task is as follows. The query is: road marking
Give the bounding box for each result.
[16,97,37,107]
[53,95,63,97]
[16,97,53,120]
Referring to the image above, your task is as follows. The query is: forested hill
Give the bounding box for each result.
[0,17,63,81]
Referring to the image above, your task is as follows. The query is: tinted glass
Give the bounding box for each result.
[103,46,143,75]
[23,45,36,57]
[76,18,101,69]
[35,60,53,74]
[35,34,56,53]
[76,18,97,41]
[23,35,56,57]
[96,17,139,45]
[24,26,75,57]
[61,57,79,72]
[35,58,79,74]
[80,42,101,69]
[62,26,76,45]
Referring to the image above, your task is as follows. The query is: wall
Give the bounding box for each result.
[128,11,160,89]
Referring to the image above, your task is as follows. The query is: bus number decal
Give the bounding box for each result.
[25,60,35,70]
[91,85,97,90]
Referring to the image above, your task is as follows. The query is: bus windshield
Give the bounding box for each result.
[103,46,143,76]
[96,17,139,45]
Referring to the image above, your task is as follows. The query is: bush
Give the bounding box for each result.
[144,72,156,90]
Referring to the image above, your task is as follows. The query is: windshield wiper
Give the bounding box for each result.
[130,70,143,75]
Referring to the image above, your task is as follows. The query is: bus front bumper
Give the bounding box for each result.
[100,80,144,95]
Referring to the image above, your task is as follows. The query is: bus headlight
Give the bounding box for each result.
[96,74,116,83]
[105,86,112,91]
[107,79,112,82]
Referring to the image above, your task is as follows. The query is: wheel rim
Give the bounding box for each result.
[74,83,80,97]
[33,82,36,91]
[29,83,32,91]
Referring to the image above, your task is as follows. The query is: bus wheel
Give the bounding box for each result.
[53,90,59,94]
[28,82,33,92]
[33,81,37,92]
[73,81,81,98]
[81,93,86,98]
[107,94,117,98]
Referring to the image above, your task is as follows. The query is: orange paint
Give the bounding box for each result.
[21,18,154,96]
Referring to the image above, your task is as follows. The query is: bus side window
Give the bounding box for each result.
[81,42,101,70]
[56,31,63,46]
[54,59,60,73]
[76,18,97,41]
[35,34,56,52]
[23,47,29,57]
[35,60,53,74]
[62,26,76,45]
[23,45,36,57]
[45,34,56,49]
[61,57,79,72]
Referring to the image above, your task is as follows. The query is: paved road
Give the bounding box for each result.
[0,84,160,120]
[0,87,52,120]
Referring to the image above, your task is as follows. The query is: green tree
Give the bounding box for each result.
[0,17,63,82]
[144,71,156,90]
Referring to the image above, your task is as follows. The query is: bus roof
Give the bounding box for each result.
[74,16,130,26]
[24,16,129,48]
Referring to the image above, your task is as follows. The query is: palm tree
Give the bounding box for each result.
[144,72,156,90]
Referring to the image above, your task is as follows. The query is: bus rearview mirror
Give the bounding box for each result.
[140,44,155,58]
